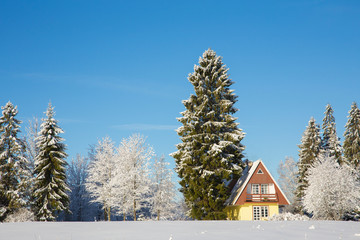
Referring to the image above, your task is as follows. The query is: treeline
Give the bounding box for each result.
[278,103,360,220]
[0,101,184,222]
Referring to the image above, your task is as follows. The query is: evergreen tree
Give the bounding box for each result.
[33,102,70,221]
[321,104,342,163]
[171,49,245,220]
[295,117,321,211]
[343,102,360,169]
[0,101,29,221]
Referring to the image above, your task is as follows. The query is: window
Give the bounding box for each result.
[261,184,268,194]
[253,206,260,220]
[253,206,268,220]
[252,184,259,194]
[257,169,263,174]
[261,206,268,218]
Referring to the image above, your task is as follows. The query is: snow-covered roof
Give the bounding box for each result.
[226,159,290,206]
[225,160,261,205]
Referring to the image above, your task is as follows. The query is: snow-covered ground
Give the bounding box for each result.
[1,221,360,240]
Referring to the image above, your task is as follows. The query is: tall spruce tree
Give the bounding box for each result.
[343,102,360,169]
[33,102,70,221]
[295,117,321,211]
[172,49,245,220]
[0,101,29,221]
[321,104,342,164]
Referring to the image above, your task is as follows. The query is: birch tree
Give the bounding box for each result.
[85,136,117,221]
[115,134,153,221]
[67,154,90,221]
[23,117,40,174]
[151,155,177,220]
[277,156,298,210]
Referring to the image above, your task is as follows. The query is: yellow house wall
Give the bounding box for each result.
[226,203,279,220]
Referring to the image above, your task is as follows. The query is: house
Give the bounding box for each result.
[225,160,290,220]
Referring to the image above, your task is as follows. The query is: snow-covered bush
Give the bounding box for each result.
[4,208,34,222]
[303,154,360,220]
[269,212,309,221]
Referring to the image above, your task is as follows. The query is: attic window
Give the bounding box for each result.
[257,169,264,174]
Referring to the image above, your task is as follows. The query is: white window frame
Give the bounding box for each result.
[261,184,268,194]
[253,206,269,220]
[252,184,259,194]
[253,206,260,220]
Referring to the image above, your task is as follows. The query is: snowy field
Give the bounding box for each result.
[1,221,360,240]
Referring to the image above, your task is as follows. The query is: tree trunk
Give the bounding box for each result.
[104,206,111,221]
[157,210,160,221]
[133,200,136,221]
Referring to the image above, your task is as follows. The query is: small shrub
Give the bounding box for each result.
[4,208,34,222]
[269,212,309,221]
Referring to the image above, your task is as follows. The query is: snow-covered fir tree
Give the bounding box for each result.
[0,101,30,221]
[277,156,298,212]
[115,134,153,221]
[171,49,245,220]
[33,102,70,221]
[67,154,91,221]
[85,136,117,221]
[321,104,342,164]
[151,155,177,220]
[303,154,360,220]
[343,102,360,169]
[295,117,321,212]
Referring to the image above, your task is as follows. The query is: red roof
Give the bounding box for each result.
[226,160,290,206]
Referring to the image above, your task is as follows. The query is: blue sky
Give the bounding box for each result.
[1,0,360,179]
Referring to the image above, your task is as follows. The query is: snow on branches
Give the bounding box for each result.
[86,134,163,221]
[343,102,360,168]
[303,154,360,220]
[151,155,177,220]
[172,49,245,220]
[85,136,117,221]
[0,101,30,221]
[33,102,70,221]
[115,134,154,221]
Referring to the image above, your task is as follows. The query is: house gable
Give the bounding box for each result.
[228,160,290,206]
